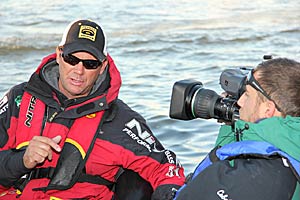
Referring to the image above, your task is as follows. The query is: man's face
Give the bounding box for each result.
[56,50,107,99]
[237,73,266,122]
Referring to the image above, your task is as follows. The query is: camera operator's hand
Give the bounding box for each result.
[220,92,228,98]
[217,119,232,125]
[23,135,62,169]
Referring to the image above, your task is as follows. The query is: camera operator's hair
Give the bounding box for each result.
[254,58,300,117]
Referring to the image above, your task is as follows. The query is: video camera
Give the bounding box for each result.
[169,68,251,124]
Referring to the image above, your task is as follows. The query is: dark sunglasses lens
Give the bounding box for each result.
[62,54,80,65]
[83,60,101,69]
[62,54,102,69]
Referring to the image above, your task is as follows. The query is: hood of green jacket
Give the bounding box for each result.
[216,115,300,161]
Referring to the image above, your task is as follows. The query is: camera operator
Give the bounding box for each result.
[173,58,300,200]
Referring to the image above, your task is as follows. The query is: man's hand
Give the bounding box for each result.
[23,135,62,169]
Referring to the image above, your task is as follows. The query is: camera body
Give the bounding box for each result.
[169,68,249,124]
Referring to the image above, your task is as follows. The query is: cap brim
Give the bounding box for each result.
[63,42,106,61]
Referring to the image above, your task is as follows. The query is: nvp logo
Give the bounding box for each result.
[123,118,156,152]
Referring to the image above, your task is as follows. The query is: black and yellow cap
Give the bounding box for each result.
[59,19,107,61]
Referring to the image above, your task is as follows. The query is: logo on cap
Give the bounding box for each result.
[78,24,98,42]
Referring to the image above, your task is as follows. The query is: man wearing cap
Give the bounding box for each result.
[0,19,185,199]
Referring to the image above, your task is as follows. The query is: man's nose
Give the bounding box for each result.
[74,62,85,74]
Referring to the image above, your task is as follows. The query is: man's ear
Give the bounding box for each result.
[56,47,62,64]
[264,100,277,118]
[99,59,108,74]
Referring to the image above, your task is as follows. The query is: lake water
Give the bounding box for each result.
[0,0,299,173]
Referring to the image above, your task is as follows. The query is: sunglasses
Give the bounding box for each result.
[246,69,281,112]
[61,53,102,69]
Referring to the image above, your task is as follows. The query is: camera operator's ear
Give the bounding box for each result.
[264,100,278,118]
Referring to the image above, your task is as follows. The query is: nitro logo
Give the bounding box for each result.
[217,189,232,200]
[25,96,37,127]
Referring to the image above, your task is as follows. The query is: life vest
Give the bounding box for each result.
[174,141,300,199]
[15,91,113,192]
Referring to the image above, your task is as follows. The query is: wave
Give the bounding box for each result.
[0,34,60,53]
[279,28,300,34]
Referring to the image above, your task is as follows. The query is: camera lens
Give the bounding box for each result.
[169,79,239,123]
[191,88,239,122]
[191,88,219,119]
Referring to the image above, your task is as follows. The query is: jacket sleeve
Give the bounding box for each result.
[0,84,31,187]
[107,100,185,199]
[0,150,30,187]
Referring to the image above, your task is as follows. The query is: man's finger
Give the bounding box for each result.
[50,135,62,152]
[52,135,62,144]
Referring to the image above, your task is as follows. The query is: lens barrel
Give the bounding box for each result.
[169,79,239,123]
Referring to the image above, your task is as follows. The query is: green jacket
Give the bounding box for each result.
[215,115,300,200]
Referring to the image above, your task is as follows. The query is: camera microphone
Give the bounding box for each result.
[243,123,249,130]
